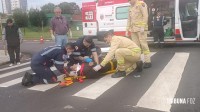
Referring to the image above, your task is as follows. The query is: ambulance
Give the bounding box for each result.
[82,0,200,42]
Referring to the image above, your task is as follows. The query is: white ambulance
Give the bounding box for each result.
[82,0,200,42]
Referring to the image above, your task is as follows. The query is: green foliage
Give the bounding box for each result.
[41,3,55,13]
[58,2,81,14]
[23,27,82,40]
[13,8,28,27]
[28,9,48,27]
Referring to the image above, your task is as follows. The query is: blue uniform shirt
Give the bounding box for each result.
[73,37,97,57]
[31,46,69,74]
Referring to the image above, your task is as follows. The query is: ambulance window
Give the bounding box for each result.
[116,6,129,20]
[186,2,198,16]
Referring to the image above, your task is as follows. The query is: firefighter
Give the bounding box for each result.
[126,0,152,68]
[72,36,100,65]
[93,30,142,78]
[21,43,75,86]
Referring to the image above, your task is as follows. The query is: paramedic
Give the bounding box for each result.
[21,43,75,86]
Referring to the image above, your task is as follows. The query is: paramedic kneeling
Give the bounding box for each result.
[93,30,142,78]
[21,43,75,86]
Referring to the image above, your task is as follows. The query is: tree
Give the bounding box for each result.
[41,3,55,13]
[69,2,81,14]
[58,2,81,14]
[13,8,28,27]
[29,9,48,27]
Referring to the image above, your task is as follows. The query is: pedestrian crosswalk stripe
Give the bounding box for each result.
[0,52,157,93]
[0,77,22,87]
[0,62,31,72]
[28,75,64,92]
[0,67,57,88]
[73,74,123,99]
[0,67,31,79]
[72,52,157,99]
[136,53,189,112]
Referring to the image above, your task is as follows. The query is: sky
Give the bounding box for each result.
[0,0,94,12]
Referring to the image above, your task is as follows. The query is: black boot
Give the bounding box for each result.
[134,61,143,78]
[111,71,126,78]
[22,72,34,86]
[136,61,143,72]
[143,62,152,68]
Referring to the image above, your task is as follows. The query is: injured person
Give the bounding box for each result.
[59,58,117,87]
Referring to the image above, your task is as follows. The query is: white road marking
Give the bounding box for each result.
[0,52,157,93]
[0,67,31,79]
[136,53,189,112]
[28,75,64,92]
[0,77,22,87]
[0,62,31,72]
[73,74,123,99]
[0,67,57,88]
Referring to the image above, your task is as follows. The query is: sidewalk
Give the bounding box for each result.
[0,50,10,65]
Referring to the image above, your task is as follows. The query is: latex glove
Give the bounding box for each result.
[140,27,145,33]
[51,34,55,41]
[84,58,92,63]
[93,65,102,71]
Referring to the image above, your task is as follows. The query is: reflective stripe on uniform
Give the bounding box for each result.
[101,61,106,67]
[54,60,64,65]
[135,21,146,26]
[73,52,81,56]
[117,59,125,65]
[132,48,141,53]
[41,47,61,56]
[143,50,150,55]
[91,48,97,52]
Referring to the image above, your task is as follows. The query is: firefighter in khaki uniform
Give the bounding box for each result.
[93,30,142,78]
[126,0,152,68]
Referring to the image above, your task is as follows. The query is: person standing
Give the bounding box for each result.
[126,0,152,68]
[50,7,70,47]
[93,30,142,78]
[148,2,158,35]
[152,11,168,45]
[2,19,23,66]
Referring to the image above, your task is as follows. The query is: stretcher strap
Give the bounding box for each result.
[110,61,114,71]
[80,63,85,76]
[104,61,116,75]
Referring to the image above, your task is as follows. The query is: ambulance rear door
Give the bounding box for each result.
[176,0,199,41]
[96,0,115,32]
[113,0,130,36]
[82,2,97,36]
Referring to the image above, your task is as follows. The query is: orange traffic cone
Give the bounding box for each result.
[40,36,44,44]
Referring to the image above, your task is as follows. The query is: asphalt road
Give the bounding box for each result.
[0,40,200,112]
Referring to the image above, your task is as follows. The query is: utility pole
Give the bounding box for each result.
[1,0,4,14]
[0,0,4,32]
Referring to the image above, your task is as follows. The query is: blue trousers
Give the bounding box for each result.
[31,63,56,84]
[55,34,68,47]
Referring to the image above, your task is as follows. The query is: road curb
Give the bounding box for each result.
[0,53,31,66]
